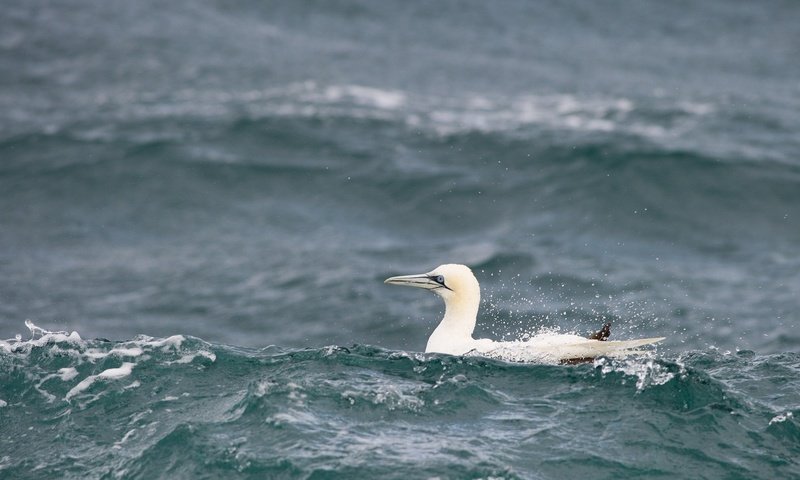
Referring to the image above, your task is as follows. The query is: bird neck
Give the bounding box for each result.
[426,290,480,354]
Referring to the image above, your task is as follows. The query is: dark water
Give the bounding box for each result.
[1,0,799,478]
[2,329,800,479]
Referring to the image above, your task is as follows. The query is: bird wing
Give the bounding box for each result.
[476,336,666,363]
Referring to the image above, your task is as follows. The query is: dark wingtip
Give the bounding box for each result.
[588,322,612,341]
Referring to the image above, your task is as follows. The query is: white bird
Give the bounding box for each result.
[385,264,664,363]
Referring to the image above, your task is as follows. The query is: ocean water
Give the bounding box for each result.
[1,326,799,479]
[1,0,799,478]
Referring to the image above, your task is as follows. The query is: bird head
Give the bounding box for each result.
[384,264,479,303]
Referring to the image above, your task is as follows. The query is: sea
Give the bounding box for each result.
[1,1,799,478]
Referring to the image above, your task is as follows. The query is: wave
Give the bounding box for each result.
[7,80,787,164]
[1,322,799,479]
[4,79,798,256]
[6,113,797,250]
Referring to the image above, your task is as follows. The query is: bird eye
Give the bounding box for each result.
[435,275,445,284]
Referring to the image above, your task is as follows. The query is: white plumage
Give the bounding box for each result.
[385,264,664,362]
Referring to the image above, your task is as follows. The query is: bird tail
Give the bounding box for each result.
[587,322,612,341]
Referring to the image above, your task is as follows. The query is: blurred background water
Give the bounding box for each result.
[2,0,798,352]
[1,1,799,478]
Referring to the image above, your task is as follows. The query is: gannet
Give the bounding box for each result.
[385,264,664,362]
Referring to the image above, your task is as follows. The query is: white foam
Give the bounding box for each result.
[286,382,306,405]
[595,356,676,391]
[65,377,98,400]
[83,81,714,144]
[58,367,79,381]
[769,411,793,426]
[109,347,145,357]
[66,362,135,400]
[170,350,216,364]
[253,380,277,397]
[113,429,137,449]
[142,335,185,351]
[341,380,426,412]
[1,321,83,355]
[318,85,406,110]
[84,346,144,361]
[266,409,319,427]
[0,399,7,408]
[97,363,135,380]
[85,349,110,361]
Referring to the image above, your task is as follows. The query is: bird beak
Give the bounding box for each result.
[384,273,439,290]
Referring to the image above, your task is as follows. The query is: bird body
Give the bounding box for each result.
[385,264,664,362]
